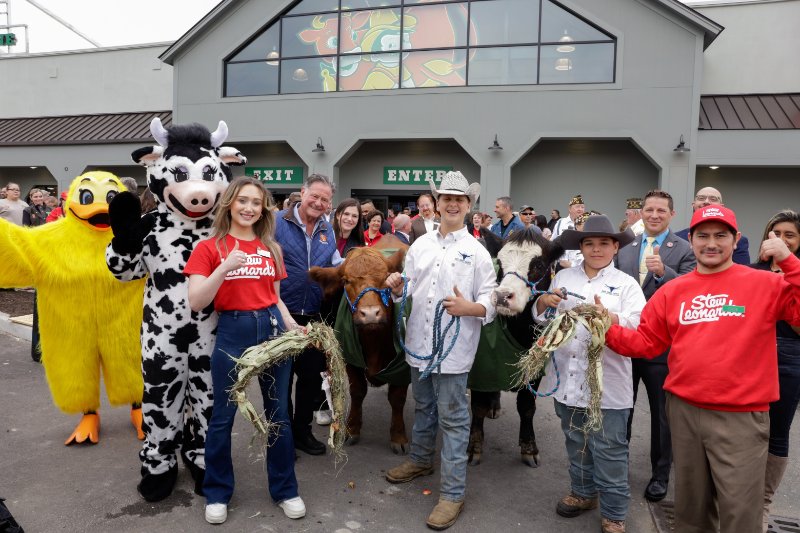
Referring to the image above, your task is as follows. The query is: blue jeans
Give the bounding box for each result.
[769,338,800,457]
[204,307,298,505]
[408,368,470,502]
[554,400,630,522]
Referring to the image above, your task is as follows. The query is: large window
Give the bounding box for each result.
[224,0,616,96]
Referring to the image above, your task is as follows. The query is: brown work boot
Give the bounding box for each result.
[385,461,434,484]
[556,492,598,518]
[601,517,626,533]
[426,499,464,530]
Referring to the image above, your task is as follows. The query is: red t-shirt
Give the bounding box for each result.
[184,235,287,312]
[364,230,383,247]
[606,255,800,412]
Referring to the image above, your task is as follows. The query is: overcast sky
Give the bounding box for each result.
[1,0,724,55]
[2,0,221,54]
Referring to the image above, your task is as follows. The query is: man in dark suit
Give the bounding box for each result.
[675,186,750,264]
[409,193,439,244]
[615,189,696,503]
[393,213,411,245]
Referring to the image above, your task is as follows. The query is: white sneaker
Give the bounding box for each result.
[205,503,228,524]
[279,496,306,519]
[315,410,333,426]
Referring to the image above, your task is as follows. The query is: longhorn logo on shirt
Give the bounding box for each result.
[456,252,473,265]
[679,293,746,325]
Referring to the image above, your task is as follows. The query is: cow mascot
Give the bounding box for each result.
[106,117,245,502]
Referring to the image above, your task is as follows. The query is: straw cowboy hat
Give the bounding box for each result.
[428,171,480,205]
[558,214,635,250]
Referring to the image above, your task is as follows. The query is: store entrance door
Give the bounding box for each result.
[351,189,425,216]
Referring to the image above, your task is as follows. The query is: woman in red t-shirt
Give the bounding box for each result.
[184,177,305,525]
[364,209,384,247]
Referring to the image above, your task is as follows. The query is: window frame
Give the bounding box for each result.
[223,0,617,96]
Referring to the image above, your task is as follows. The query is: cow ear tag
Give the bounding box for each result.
[257,248,270,258]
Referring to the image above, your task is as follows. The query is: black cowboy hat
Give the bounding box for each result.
[557,214,635,250]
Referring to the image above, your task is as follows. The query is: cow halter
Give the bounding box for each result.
[344,285,393,314]
[500,270,585,303]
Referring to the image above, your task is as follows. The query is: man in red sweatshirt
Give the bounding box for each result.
[602,205,800,533]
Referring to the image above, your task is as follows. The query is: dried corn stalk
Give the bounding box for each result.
[230,322,349,464]
[515,304,611,433]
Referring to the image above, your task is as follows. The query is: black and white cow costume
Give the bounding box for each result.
[105,118,245,502]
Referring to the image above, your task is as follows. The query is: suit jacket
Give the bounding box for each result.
[394,231,410,245]
[615,229,696,363]
[409,216,440,244]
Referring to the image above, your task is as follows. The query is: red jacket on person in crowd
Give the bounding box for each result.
[605,254,800,412]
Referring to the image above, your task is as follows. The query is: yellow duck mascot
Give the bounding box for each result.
[0,171,146,444]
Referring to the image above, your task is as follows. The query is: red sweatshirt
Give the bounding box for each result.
[606,254,800,412]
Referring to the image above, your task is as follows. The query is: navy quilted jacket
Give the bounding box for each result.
[275,208,336,314]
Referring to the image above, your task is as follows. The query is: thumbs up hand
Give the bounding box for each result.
[645,243,665,277]
[443,285,481,317]
[221,239,247,273]
[760,230,791,263]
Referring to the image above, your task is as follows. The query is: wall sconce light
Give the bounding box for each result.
[292,68,308,81]
[488,134,503,151]
[673,134,690,152]
[554,58,572,71]
[312,137,325,153]
[556,30,575,53]
[709,166,719,170]
[266,48,279,66]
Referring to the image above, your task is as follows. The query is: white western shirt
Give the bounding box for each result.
[398,226,497,374]
[535,262,645,409]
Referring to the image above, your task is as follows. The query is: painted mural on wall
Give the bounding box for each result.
[297,4,470,91]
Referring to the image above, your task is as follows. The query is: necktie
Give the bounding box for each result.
[639,237,655,285]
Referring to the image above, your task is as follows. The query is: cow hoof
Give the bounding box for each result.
[346,435,361,446]
[521,453,540,468]
[390,441,408,455]
[468,453,482,466]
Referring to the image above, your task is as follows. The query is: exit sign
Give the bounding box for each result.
[0,33,16,46]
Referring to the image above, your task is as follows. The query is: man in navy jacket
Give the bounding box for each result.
[276,174,342,455]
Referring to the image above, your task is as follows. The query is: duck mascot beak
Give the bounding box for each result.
[66,171,126,231]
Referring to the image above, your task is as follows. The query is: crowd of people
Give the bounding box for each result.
[3,174,799,533]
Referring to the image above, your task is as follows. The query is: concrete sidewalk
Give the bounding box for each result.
[1,331,798,532]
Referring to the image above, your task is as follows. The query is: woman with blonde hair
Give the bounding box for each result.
[185,176,305,524]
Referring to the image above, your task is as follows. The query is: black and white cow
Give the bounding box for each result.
[105,117,245,502]
[468,228,562,467]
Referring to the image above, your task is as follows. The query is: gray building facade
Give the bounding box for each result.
[2,0,798,259]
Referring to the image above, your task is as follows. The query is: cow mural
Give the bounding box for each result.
[309,235,410,454]
[106,118,245,502]
[468,227,563,467]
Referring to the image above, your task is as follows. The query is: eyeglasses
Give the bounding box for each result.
[695,195,720,203]
[6,188,19,192]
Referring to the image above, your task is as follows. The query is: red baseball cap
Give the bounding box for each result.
[689,205,738,233]
[60,191,68,200]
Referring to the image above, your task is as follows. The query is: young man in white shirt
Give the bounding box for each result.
[535,215,645,533]
[385,171,497,531]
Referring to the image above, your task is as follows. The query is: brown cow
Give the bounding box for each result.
[309,235,409,454]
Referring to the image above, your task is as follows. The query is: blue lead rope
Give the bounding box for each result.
[394,275,460,379]
[344,285,393,314]
[500,271,575,398]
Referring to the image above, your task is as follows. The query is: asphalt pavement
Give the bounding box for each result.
[1,331,798,533]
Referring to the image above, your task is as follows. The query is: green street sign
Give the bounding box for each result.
[246,166,303,184]
[0,33,17,46]
[383,166,453,185]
